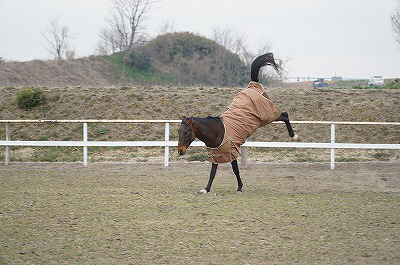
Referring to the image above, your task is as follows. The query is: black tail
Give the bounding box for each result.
[251,53,282,82]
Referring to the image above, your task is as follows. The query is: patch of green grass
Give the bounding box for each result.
[17,132,30,140]
[38,135,49,141]
[105,52,175,84]
[384,79,400,89]
[30,147,82,162]
[95,127,110,135]
[336,157,360,162]
[105,52,136,79]
[293,154,323,163]
[185,152,208,162]
[348,80,399,90]
[372,152,391,161]
[254,147,296,154]
[4,86,15,91]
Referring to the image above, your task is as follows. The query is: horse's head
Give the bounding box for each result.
[251,53,282,82]
[178,116,196,155]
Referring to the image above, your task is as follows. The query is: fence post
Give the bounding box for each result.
[83,123,88,166]
[5,123,10,165]
[330,124,335,169]
[164,122,169,167]
[240,146,248,168]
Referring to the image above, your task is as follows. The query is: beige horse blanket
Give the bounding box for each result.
[207,81,281,163]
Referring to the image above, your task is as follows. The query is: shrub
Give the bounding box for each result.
[384,79,400,89]
[16,87,46,110]
[350,79,400,90]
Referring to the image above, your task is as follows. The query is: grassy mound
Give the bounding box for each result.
[107,32,248,86]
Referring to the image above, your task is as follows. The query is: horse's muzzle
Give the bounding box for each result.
[179,149,185,155]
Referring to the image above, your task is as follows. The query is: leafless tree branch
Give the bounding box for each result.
[157,19,176,35]
[391,0,400,47]
[97,0,157,56]
[42,17,71,60]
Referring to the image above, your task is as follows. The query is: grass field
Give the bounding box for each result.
[1,162,399,264]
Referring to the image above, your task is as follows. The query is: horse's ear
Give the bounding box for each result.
[186,117,194,128]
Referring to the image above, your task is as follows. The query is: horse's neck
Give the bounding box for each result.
[193,117,224,148]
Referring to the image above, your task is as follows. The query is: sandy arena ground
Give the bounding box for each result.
[1,161,399,264]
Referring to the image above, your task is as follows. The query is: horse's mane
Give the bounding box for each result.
[206,116,221,121]
[192,116,222,126]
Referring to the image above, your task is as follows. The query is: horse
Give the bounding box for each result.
[178,53,296,193]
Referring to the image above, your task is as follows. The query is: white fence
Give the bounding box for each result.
[1,120,400,169]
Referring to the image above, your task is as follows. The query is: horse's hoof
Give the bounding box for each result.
[199,189,208,194]
[236,190,243,194]
[292,134,300,142]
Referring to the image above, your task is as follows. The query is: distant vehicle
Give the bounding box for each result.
[368,76,384,86]
[312,78,328,89]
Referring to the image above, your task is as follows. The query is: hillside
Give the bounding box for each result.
[1,85,399,163]
[0,56,130,88]
[128,32,248,86]
[0,32,249,88]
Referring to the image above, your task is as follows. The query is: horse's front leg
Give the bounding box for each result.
[231,160,243,192]
[199,163,218,194]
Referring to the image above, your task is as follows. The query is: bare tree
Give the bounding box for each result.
[211,26,248,60]
[158,19,176,35]
[211,26,234,49]
[96,28,118,55]
[391,0,400,47]
[253,39,277,81]
[42,17,71,60]
[65,49,76,60]
[100,0,156,56]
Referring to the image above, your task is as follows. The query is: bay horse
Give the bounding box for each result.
[178,53,296,193]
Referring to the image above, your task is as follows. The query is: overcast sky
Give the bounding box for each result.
[0,0,399,79]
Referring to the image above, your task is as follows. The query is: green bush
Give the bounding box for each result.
[16,87,46,110]
[350,79,400,90]
[384,79,400,89]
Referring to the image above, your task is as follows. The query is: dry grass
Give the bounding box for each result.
[1,85,399,163]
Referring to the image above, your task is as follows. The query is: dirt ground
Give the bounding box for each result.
[1,162,399,265]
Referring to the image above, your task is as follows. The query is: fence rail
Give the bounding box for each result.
[1,120,400,169]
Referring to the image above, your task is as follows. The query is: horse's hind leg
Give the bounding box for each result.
[200,163,218,193]
[231,160,243,192]
[277,112,295,138]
